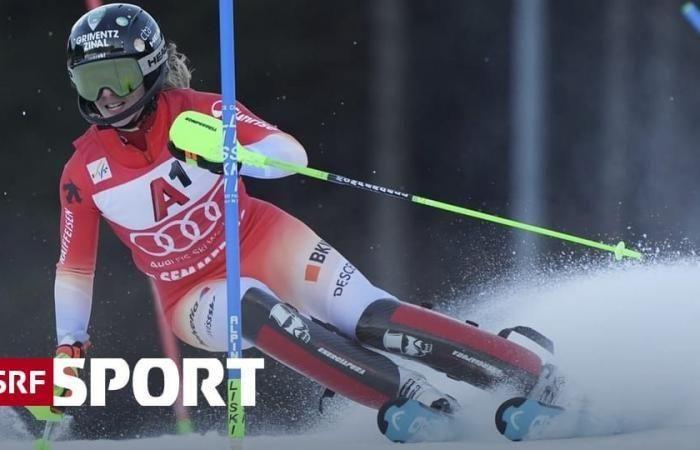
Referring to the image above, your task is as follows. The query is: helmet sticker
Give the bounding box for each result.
[140,25,153,41]
[133,38,146,52]
[211,100,222,119]
[116,16,129,27]
[137,39,167,75]
[75,30,120,51]
[86,8,106,31]
[140,25,161,48]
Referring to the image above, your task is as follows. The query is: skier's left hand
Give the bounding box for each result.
[168,138,224,174]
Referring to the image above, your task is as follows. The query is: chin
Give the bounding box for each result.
[111,116,136,128]
[105,108,143,129]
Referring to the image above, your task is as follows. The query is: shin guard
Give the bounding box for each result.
[242,288,401,409]
[356,299,543,393]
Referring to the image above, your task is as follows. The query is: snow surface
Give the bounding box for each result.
[1,425,699,450]
[2,260,700,449]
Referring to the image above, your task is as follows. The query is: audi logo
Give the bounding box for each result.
[130,181,223,257]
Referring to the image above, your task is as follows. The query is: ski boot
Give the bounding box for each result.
[495,327,572,441]
[377,369,461,443]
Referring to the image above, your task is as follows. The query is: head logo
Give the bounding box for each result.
[136,40,166,74]
[87,157,113,184]
[146,43,167,68]
[86,8,106,31]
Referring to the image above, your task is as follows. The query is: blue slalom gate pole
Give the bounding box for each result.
[218,0,244,440]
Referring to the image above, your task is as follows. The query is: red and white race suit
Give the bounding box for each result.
[56,88,390,347]
[55,89,542,408]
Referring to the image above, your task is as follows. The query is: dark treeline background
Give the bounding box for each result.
[1,0,700,440]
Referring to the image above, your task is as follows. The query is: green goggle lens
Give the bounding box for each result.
[69,58,144,102]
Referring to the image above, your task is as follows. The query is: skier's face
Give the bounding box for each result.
[94,85,146,128]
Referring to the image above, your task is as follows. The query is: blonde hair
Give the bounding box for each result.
[163,42,193,89]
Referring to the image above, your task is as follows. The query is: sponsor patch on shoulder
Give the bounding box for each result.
[211,100,222,119]
[87,157,113,184]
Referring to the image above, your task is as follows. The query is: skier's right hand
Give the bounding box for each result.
[24,341,89,421]
[53,342,89,406]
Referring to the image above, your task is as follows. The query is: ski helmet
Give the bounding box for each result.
[66,3,168,126]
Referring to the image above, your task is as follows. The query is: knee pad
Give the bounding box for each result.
[241,287,401,409]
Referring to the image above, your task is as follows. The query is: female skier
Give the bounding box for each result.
[55,3,556,438]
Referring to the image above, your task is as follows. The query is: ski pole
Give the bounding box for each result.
[26,403,63,450]
[34,421,56,450]
[169,111,643,261]
[245,152,641,260]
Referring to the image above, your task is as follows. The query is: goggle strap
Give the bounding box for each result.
[138,39,167,76]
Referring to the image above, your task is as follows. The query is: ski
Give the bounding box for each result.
[377,398,460,443]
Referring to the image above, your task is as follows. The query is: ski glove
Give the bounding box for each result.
[168,111,264,175]
[53,341,89,403]
[168,138,229,174]
[23,342,89,421]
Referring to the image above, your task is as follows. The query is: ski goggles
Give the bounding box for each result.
[68,57,144,102]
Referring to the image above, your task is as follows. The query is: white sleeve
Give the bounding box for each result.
[55,270,94,345]
[240,133,308,179]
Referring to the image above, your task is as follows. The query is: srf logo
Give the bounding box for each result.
[0,359,53,406]
[87,157,112,184]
